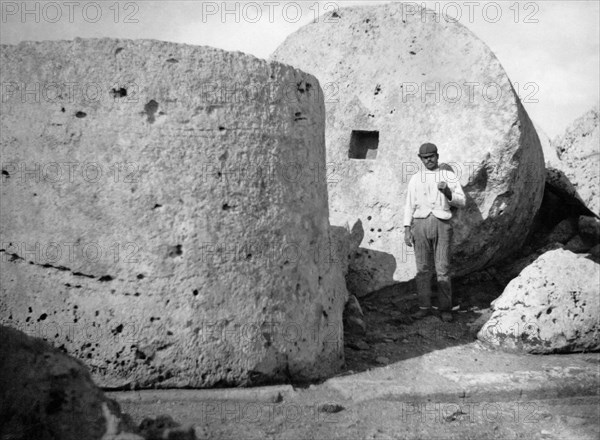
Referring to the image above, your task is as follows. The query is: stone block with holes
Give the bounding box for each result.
[0,39,347,387]
[478,249,600,353]
[272,3,545,294]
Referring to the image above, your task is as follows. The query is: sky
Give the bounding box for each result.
[1,0,599,139]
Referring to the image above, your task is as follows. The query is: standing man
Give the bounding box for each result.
[404,143,466,322]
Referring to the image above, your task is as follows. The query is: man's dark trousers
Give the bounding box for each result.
[412,214,453,311]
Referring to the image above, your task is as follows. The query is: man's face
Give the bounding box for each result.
[419,153,439,170]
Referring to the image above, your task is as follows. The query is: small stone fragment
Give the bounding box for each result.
[318,403,345,413]
[356,340,370,350]
[375,356,390,364]
[564,235,591,253]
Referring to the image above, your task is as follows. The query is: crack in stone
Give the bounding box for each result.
[0,249,112,281]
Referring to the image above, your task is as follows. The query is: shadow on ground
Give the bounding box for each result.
[340,275,505,375]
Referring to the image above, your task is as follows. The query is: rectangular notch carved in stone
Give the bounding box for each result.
[348,130,379,159]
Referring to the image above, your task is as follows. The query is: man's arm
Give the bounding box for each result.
[403,177,415,227]
[448,179,466,208]
[437,172,466,208]
[404,178,415,247]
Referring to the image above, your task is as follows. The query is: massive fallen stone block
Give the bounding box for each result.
[0,39,347,387]
[525,111,598,255]
[272,4,545,293]
[477,249,600,353]
[553,106,600,216]
[536,124,560,169]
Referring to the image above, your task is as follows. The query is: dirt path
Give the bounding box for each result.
[342,275,501,374]
[118,393,599,439]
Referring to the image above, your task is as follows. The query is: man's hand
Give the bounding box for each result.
[404,227,413,247]
[437,181,452,200]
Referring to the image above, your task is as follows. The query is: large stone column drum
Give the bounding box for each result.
[0,39,347,387]
[272,4,545,294]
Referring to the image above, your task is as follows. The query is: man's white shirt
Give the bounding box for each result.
[403,167,466,227]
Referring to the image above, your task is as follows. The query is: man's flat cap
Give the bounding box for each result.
[419,143,438,155]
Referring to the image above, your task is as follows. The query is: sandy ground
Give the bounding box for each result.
[118,395,599,440]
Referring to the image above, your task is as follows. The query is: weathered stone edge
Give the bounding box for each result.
[106,385,296,404]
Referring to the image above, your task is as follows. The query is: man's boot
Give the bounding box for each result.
[411,307,432,319]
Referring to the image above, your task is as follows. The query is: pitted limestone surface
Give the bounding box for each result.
[0,39,347,387]
[272,4,545,294]
[478,249,600,353]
